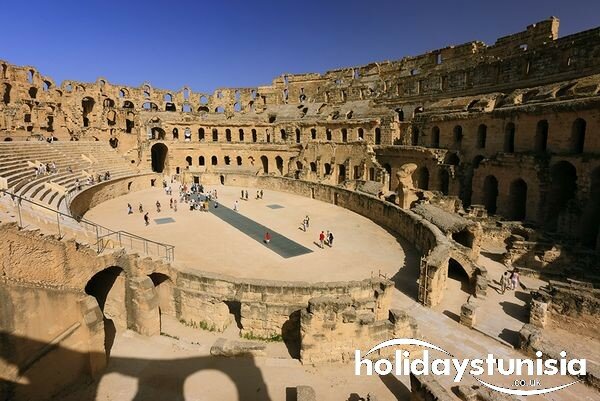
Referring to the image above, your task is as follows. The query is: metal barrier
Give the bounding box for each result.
[0,189,175,261]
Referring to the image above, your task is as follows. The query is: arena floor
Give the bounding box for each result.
[84,184,418,282]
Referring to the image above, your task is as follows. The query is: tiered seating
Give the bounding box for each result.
[0,141,142,211]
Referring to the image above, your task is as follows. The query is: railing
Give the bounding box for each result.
[0,189,175,261]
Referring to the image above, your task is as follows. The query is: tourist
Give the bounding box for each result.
[305,215,310,228]
[260,189,264,199]
[127,203,133,214]
[144,212,149,226]
[138,203,143,213]
[241,190,244,199]
[214,201,219,208]
[256,190,260,199]
[510,269,520,290]
[156,200,161,213]
[264,232,271,244]
[319,231,325,248]
[302,219,307,232]
[173,199,177,212]
[500,272,509,294]
[244,190,249,200]
[234,200,239,212]
[169,198,173,209]
[328,231,334,247]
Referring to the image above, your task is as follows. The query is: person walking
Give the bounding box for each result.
[233,200,239,212]
[245,190,249,200]
[328,231,334,247]
[260,190,264,199]
[173,199,178,212]
[302,219,307,232]
[156,201,161,213]
[305,215,310,228]
[138,203,143,213]
[144,212,149,226]
[510,269,520,290]
[127,203,133,215]
[500,272,509,294]
[319,231,325,248]
[169,198,173,209]
[264,232,271,244]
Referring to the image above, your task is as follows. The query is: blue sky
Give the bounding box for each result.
[0,0,598,93]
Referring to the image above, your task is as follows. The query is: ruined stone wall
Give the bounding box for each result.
[300,297,419,364]
[0,279,105,401]
[69,172,160,218]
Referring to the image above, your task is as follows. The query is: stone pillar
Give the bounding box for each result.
[128,276,160,336]
[529,299,549,328]
[474,273,488,298]
[79,296,107,379]
[460,302,477,328]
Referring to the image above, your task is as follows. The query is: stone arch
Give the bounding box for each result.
[431,126,440,147]
[413,166,429,190]
[580,167,600,248]
[275,156,284,175]
[570,118,586,154]
[85,266,126,357]
[453,125,463,149]
[151,127,166,140]
[509,179,527,221]
[535,120,548,152]
[504,122,515,152]
[199,156,205,166]
[260,156,269,174]
[150,143,168,173]
[546,161,577,231]
[185,156,192,166]
[439,169,450,195]
[148,272,174,320]
[198,128,205,141]
[483,175,499,214]
[211,156,218,166]
[476,124,487,149]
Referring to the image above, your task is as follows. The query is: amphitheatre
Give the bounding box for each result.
[1,16,599,401]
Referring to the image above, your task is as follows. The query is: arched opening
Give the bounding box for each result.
[172,128,179,140]
[413,167,429,190]
[570,118,586,154]
[199,156,205,166]
[504,123,515,153]
[546,161,577,231]
[311,128,317,140]
[226,129,232,142]
[261,156,269,174]
[236,156,242,166]
[150,143,168,173]
[453,125,463,149]
[341,128,348,143]
[383,163,392,190]
[448,259,471,295]
[212,128,218,142]
[185,156,192,167]
[82,97,95,127]
[508,179,527,221]
[430,126,440,147]
[275,156,284,175]
[151,127,166,140]
[580,167,600,248]
[476,124,487,149]
[326,129,332,141]
[296,128,301,143]
[239,129,244,142]
[165,102,176,112]
[411,127,419,146]
[125,112,135,134]
[445,153,460,166]
[310,162,317,173]
[148,273,173,323]
[224,156,231,165]
[198,128,205,141]
[1,83,11,104]
[483,175,499,214]
[252,129,257,143]
[535,120,548,152]
[439,169,450,195]
[338,164,346,184]
[472,155,484,169]
[122,100,134,109]
[211,156,218,166]
[324,163,332,175]
[357,128,364,140]
[280,129,287,141]
[85,266,125,358]
[375,128,381,145]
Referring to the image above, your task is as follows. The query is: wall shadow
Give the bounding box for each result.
[0,332,273,401]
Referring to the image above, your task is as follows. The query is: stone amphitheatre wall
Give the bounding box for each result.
[0,279,105,401]
[68,172,160,218]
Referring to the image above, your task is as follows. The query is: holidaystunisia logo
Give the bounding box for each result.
[354,339,586,396]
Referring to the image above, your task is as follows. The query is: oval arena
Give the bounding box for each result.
[1,16,599,401]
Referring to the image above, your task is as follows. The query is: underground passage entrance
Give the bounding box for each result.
[151,143,168,173]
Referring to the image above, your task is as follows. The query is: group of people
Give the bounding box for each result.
[500,269,520,294]
[318,230,335,249]
[34,161,57,177]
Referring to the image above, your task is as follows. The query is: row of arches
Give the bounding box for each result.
[427,118,588,154]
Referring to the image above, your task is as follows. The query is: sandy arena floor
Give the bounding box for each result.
[84,185,418,282]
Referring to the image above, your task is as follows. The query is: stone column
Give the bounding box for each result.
[529,299,549,328]
[460,302,477,328]
[128,276,160,336]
